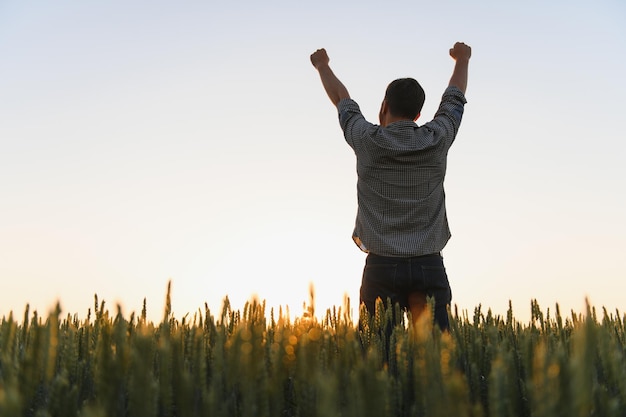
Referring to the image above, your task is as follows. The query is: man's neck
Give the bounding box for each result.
[382,115,415,127]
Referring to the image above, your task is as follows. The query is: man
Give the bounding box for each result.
[310,42,471,330]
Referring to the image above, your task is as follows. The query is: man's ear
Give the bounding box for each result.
[379,100,389,126]
[381,100,389,114]
[413,112,421,122]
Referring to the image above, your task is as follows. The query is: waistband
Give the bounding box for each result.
[366,252,442,261]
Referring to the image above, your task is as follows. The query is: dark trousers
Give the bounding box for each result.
[359,252,452,330]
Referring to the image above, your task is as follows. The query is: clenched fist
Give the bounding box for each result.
[449,42,472,61]
[310,48,330,69]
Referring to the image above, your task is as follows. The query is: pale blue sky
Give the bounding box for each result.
[1,1,625,322]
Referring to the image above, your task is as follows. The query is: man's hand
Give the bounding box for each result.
[310,48,330,69]
[448,42,471,94]
[311,48,350,106]
[449,42,472,62]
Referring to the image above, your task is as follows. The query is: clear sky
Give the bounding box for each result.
[1,1,625,323]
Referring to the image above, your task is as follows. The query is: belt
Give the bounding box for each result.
[368,252,441,260]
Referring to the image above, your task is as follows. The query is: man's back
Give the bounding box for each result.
[338,86,467,257]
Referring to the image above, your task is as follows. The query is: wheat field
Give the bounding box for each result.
[1,284,624,416]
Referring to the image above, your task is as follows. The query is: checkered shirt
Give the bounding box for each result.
[338,86,467,257]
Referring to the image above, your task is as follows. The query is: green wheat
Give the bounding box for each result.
[0,286,624,416]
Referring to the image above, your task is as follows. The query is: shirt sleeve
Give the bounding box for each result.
[422,86,467,148]
[337,98,375,153]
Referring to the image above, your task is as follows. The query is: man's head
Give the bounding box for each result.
[379,78,425,126]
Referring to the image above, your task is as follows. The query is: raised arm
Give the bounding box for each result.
[448,42,472,94]
[310,48,350,106]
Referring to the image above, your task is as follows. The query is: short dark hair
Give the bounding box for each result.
[384,78,425,119]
